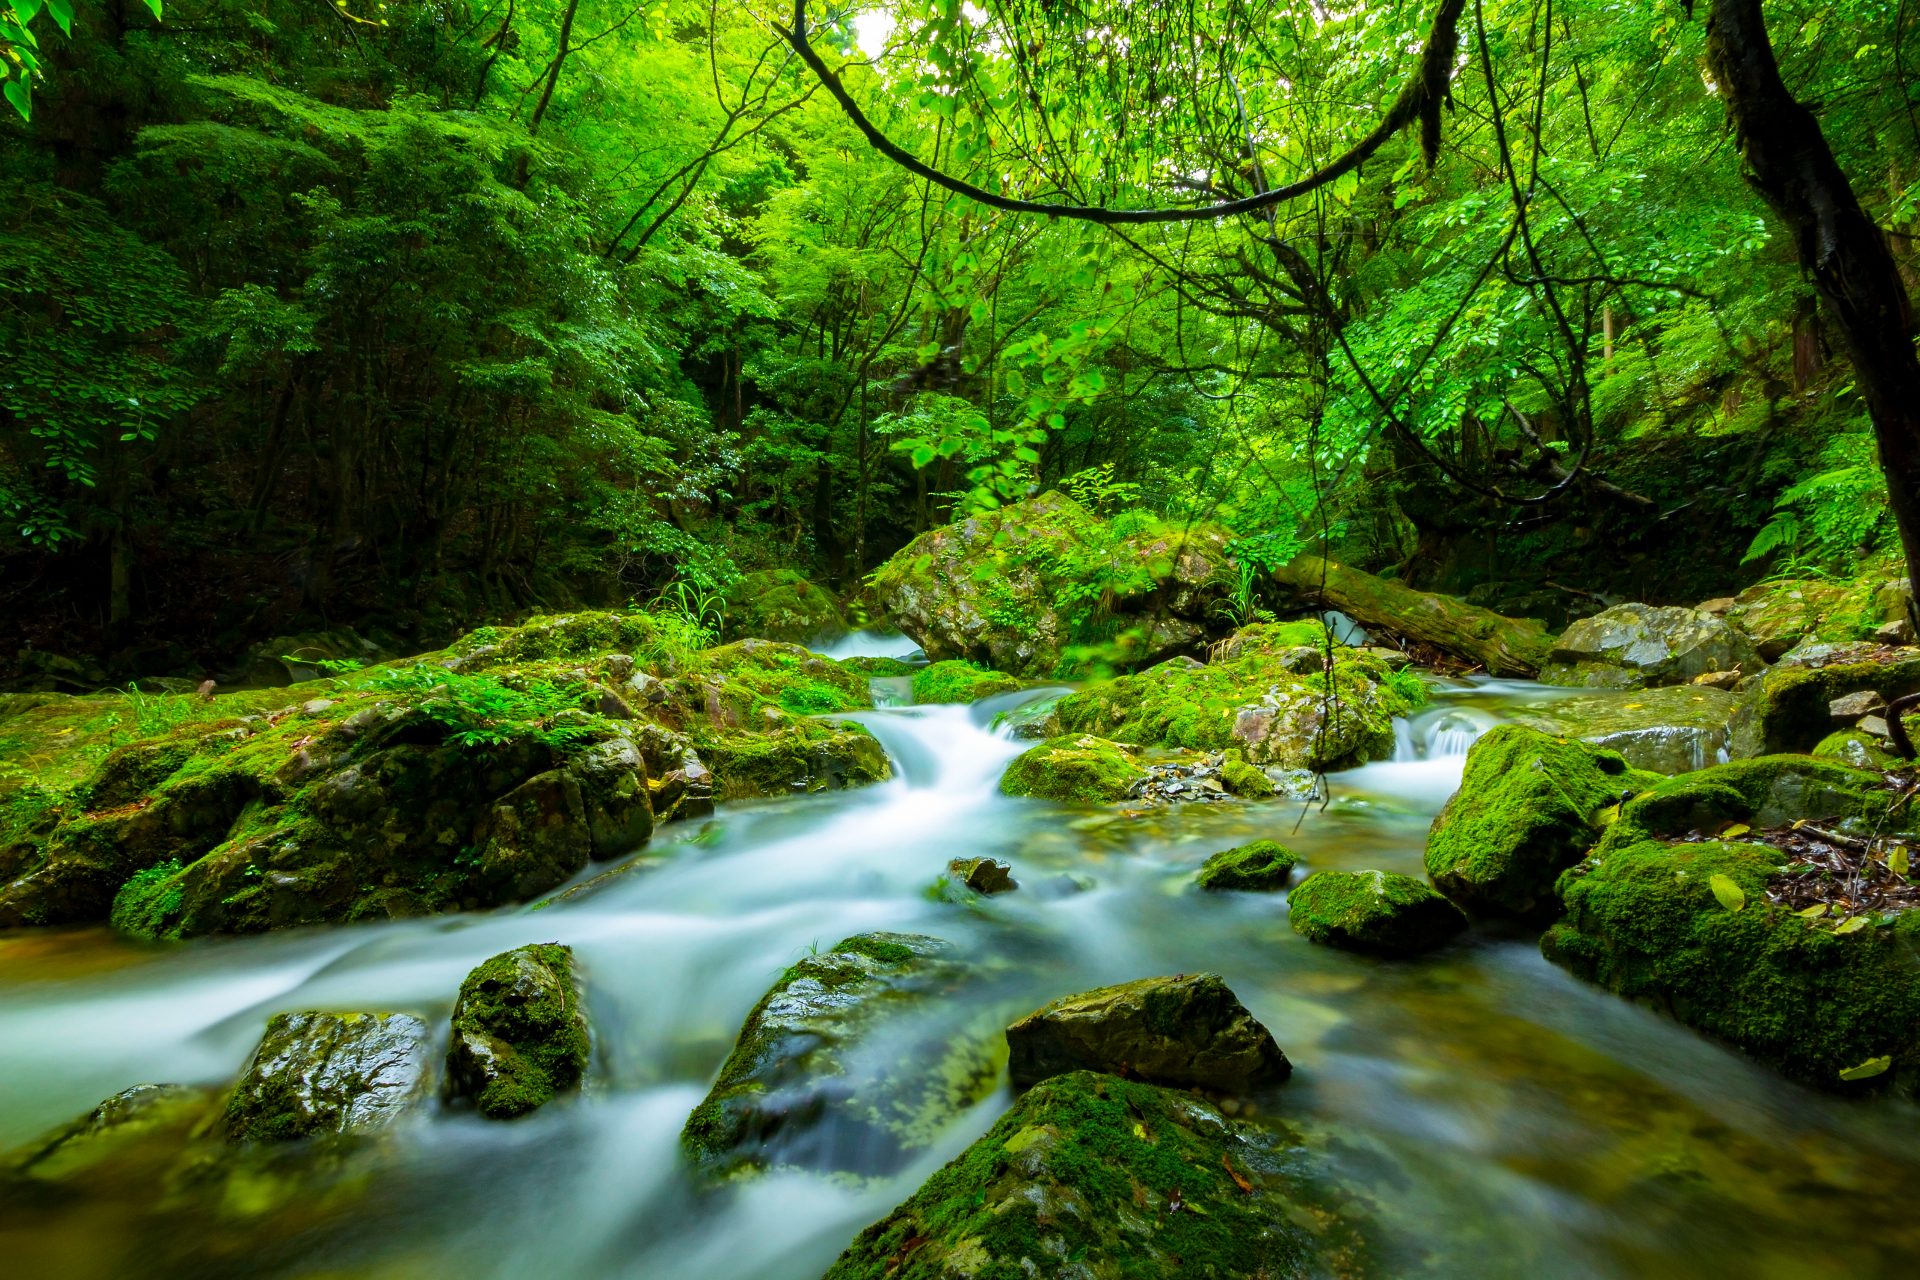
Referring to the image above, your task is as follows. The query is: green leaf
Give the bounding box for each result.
[1707,874,1745,912]
[142,0,163,17]
[16,0,44,26]
[909,445,936,469]
[1795,903,1828,919]
[45,0,73,36]
[4,76,31,123]
[1890,845,1910,877]
[1834,914,1871,934]
[1837,1055,1892,1082]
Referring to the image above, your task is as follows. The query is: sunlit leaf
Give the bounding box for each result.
[1708,874,1745,912]
[1837,1055,1892,1082]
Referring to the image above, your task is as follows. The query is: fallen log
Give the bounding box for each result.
[1271,556,1555,676]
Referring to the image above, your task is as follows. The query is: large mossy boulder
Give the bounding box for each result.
[1288,869,1468,956]
[0,612,894,936]
[1541,603,1763,689]
[998,734,1148,803]
[1719,572,1911,660]
[1507,684,1740,774]
[822,1071,1376,1280]
[1006,973,1290,1093]
[870,491,1237,677]
[1727,644,1920,757]
[1270,555,1554,675]
[1425,726,1659,919]
[1050,623,1420,772]
[721,569,846,644]
[223,1011,435,1143]
[447,943,589,1120]
[681,933,996,1178]
[909,659,1022,705]
[1543,757,1920,1094]
[1195,839,1298,891]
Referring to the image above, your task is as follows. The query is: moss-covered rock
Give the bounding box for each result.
[1813,728,1902,770]
[722,569,846,644]
[909,659,1022,705]
[1006,973,1290,1092]
[1617,754,1895,838]
[681,932,996,1178]
[223,1011,434,1143]
[447,943,589,1120]
[1051,629,1417,771]
[1507,685,1740,774]
[870,491,1238,676]
[1544,837,1920,1095]
[946,857,1017,895]
[822,1071,1376,1280]
[1425,725,1659,919]
[998,734,1147,803]
[1723,574,1905,660]
[1,612,899,936]
[4,1084,219,1182]
[1195,839,1298,891]
[1541,603,1762,689]
[1727,647,1920,757]
[1288,869,1468,956]
[1216,747,1277,797]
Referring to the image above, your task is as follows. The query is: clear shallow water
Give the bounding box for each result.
[2,679,1918,1278]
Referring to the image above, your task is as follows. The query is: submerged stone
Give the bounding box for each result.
[1542,603,1762,689]
[946,857,1016,895]
[1425,725,1658,919]
[1005,973,1290,1093]
[1194,839,1298,891]
[5,1084,218,1183]
[447,943,590,1120]
[224,1011,434,1143]
[822,1071,1375,1280]
[1287,869,1468,956]
[681,932,995,1178]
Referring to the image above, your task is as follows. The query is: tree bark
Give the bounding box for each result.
[1705,0,1920,618]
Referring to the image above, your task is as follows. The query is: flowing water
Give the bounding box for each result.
[3,677,1918,1278]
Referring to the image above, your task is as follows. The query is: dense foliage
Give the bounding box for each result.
[2,0,1916,681]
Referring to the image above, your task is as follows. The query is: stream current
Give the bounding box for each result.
[3,671,1919,1278]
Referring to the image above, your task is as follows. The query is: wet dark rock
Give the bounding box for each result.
[224,1011,434,1143]
[1288,869,1468,956]
[5,1084,218,1182]
[447,943,590,1120]
[822,1071,1377,1280]
[947,857,1016,894]
[1542,603,1762,689]
[681,933,994,1178]
[1195,839,1298,891]
[1006,972,1290,1093]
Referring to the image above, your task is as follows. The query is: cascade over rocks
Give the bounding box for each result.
[447,943,590,1120]
[822,1071,1379,1280]
[1541,603,1762,689]
[1270,555,1555,674]
[1288,869,1469,955]
[1543,755,1920,1096]
[681,933,998,1178]
[1005,973,1291,1093]
[1425,726,1661,919]
[224,1011,435,1143]
[870,491,1237,676]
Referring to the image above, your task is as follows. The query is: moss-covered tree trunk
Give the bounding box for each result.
[1271,556,1554,675]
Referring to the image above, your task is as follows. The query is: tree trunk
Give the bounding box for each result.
[1706,0,1920,620]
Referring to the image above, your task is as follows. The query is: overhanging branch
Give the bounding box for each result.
[775,0,1467,225]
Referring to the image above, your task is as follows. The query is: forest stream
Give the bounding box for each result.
[4,658,1917,1280]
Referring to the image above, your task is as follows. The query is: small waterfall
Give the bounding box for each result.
[1392,707,1499,761]
[816,629,924,661]
[838,703,1030,797]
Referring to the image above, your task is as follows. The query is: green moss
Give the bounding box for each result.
[1217,748,1276,798]
[837,656,916,678]
[690,639,873,717]
[1288,869,1468,955]
[1812,728,1901,771]
[694,721,890,801]
[1544,838,1920,1094]
[1052,641,1413,771]
[822,1071,1375,1280]
[1727,652,1920,757]
[1425,725,1660,919]
[998,734,1144,803]
[448,943,590,1120]
[910,660,1023,705]
[1195,839,1297,891]
[723,569,846,644]
[108,858,185,937]
[1617,754,1895,840]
